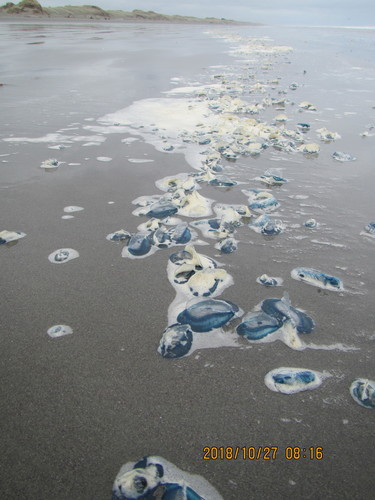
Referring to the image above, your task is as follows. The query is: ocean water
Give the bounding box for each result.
[1,21,375,499]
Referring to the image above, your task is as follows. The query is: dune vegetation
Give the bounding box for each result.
[0,0,257,24]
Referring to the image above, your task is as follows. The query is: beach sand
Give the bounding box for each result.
[1,21,375,499]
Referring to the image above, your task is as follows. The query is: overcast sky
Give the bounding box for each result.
[42,1,375,26]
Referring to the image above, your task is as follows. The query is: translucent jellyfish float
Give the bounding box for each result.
[291,267,344,291]
[48,248,79,264]
[350,379,375,409]
[112,455,223,500]
[264,367,326,394]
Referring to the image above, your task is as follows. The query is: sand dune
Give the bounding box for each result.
[0,0,257,24]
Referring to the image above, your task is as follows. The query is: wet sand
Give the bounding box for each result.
[1,21,375,499]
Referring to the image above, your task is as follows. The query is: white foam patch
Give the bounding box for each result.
[360,231,375,239]
[128,158,154,163]
[121,137,139,143]
[288,194,309,200]
[97,156,112,162]
[4,133,72,144]
[64,206,84,213]
[97,98,214,137]
[163,83,222,95]
[311,239,346,248]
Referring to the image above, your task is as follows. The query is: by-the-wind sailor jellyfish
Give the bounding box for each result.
[332,151,356,162]
[47,325,73,338]
[255,174,288,186]
[170,224,192,244]
[291,267,344,291]
[48,248,79,264]
[264,367,323,394]
[40,158,60,170]
[261,219,284,235]
[260,293,315,334]
[246,190,280,213]
[106,230,131,242]
[0,230,26,245]
[297,122,310,132]
[112,456,222,500]
[365,222,375,235]
[177,298,240,332]
[127,233,153,256]
[304,218,318,228]
[112,461,163,500]
[256,274,283,287]
[147,201,178,219]
[158,324,193,358]
[218,237,237,254]
[350,378,375,409]
[236,312,281,340]
[153,227,172,248]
